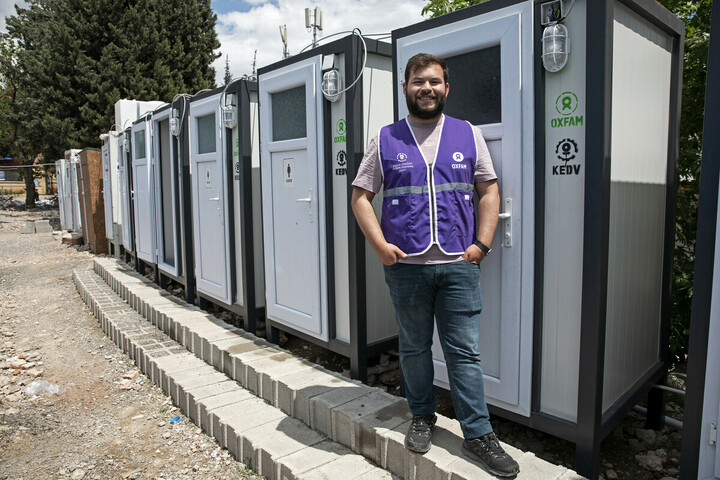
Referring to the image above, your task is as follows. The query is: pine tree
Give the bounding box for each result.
[224,54,232,86]
[3,0,220,162]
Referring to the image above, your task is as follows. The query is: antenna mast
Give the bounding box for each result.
[279,25,289,59]
[305,6,323,49]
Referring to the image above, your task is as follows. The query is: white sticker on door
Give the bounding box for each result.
[283,158,295,188]
[205,166,212,188]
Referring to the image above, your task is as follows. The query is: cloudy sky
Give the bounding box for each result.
[0,0,427,86]
[211,0,426,84]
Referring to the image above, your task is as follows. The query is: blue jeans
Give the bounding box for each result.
[384,261,492,439]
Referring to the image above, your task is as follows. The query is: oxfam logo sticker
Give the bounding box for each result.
[396,153,408,162]
[453,152,464,162]
[336,119,346,135]
[555,91,579,116]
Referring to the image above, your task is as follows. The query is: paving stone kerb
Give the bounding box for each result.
[73,268,394,480]
[75,257,583,480]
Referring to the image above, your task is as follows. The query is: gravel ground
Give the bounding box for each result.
[0,207,262,480]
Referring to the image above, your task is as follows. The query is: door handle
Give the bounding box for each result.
[296,188,313,223]
[500,198,512,247]
[208,197,220,201]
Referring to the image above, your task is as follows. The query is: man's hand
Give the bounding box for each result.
[462,244,486,265]
[352,187,409,266]
[378,242,408,266]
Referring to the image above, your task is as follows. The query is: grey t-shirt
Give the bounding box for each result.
[352,115,497,264]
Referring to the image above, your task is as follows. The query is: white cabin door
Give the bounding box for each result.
[154,113,180,277]
[190,94,232,305]
[101,143,114,240]
[395,2,533,415]
[119,141,133,251]
[131,121,156,264]
[259,56,328,341]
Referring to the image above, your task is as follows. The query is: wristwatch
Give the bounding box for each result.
[474,240,491,255]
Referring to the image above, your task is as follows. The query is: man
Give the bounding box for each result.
[351,53,519,477]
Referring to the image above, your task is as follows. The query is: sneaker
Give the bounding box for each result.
[405,414,437,453]
[463,432,520,478]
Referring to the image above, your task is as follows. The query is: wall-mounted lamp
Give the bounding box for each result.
[99,133,109,141]
[170,108,181,137]
[541,22,569,72]
[222,92,237,129]
[322,69,343,102]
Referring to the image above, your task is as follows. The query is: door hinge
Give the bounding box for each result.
[710,422,717,446]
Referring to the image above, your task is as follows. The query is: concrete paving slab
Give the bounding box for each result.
[300,453,378,480]
[208,336,254,375]
[20,222,35,234]
[237,416,326,480]
[274,367,349,423]
[211,395,286,450]
[231,344,283,389]
[330,389,410,461]
[276,439,356,480]
[355,469,402,480]
[196,390,249,434]
[309,381,372,438]
[167,367,227,407]
[185,380,244,425]
[35,220,53,233]
[444,450,569,480]
[244,351,314,400]
[256,356,316,405]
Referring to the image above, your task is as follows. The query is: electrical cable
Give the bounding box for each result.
[319,28,368,100]
[559,0,575,21]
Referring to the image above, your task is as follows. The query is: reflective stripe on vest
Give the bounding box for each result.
[379,116,476,255]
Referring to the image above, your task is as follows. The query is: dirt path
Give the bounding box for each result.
[0,208,262,480]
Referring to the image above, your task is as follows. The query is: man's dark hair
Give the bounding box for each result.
[404,53,449,84]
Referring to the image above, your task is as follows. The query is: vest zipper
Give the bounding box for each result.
[428,161,438,246]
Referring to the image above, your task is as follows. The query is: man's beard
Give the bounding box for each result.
[406,91,446,119]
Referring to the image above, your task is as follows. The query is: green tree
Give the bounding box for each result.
[657,0,713,364]
[0,35,40,205]
[3,0,219,167]
[224,54,232,86]
[421,0,487,18]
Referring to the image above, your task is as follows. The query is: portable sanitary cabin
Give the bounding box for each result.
[114,99,163,268]
[257,34,397,379]
[150,97,196,304]
[187,79,265,332]
[75,148,107,254]
[391,0,683,477]
[64,149,83,234]
[100,131,122,257]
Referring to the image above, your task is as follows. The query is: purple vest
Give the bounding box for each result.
[378,116,477,255]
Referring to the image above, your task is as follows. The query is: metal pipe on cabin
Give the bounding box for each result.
[633,405,683,431]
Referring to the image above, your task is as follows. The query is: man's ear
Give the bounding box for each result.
[402,82,407,96]
[445,82,450,98]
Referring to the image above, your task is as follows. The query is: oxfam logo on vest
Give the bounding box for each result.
[452,152,467,169]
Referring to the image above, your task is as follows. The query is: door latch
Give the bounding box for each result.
[499,198,512,247]
[711,422,717,446]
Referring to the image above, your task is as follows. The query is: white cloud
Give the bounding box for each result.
[213,0,426,85]
[0,1,29,34]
